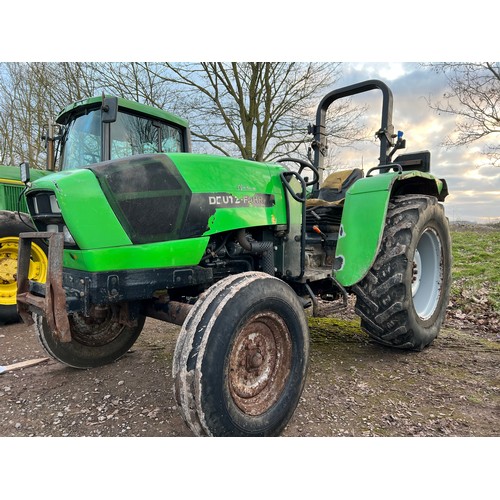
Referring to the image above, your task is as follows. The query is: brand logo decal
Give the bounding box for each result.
[206,193,274,208]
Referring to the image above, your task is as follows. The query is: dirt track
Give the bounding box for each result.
[1,309,498,438]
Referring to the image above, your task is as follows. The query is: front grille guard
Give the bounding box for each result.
[17,231,71,342]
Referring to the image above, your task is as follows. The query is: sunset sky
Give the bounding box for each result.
[332,62,500,223]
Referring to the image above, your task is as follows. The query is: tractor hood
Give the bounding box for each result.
[25,153,288,252]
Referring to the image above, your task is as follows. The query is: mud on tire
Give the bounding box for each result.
[35,303,146,369]
[352,195,452,350]
[172,271,309,437]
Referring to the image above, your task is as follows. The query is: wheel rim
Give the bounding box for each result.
[69,306,125,346]
[228,311,292,416]
[411,228,443,320]
[0,236,47,306]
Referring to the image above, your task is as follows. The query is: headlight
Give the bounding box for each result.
[27,190,77,248]
[32,197,39,214]
[63,225,76,246]
[49,194,61,213]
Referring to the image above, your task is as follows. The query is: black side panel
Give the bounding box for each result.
[88,154,192,244]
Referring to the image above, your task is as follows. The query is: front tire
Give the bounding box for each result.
[352,195,451,350]
[35,303,145,368]
[173,272,309,436]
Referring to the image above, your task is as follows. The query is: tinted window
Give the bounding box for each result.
[60,107,184,170]
[110,113,183,160]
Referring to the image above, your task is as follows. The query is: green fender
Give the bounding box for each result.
[333,170,447,287]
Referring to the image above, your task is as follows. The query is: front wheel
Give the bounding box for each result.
[352,195,452,350]
[0,211,47,324]
[173,272,309,436]
[36,302,145,368]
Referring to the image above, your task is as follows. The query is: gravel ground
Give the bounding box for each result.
[1,309,498,438]
[1,305,498,498]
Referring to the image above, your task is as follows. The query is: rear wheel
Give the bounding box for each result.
[35,303,145,368]
[352,195,451,350]
[173,272,309,436]
[0,212,47,324]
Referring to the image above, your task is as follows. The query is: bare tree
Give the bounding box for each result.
[0,63,51,167]
[0,62,366,169]
[0,62,101,168]
[148,62,365,162]
[87,62,182,113]
[427,62,500,166]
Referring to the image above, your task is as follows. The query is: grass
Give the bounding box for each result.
[450,226,500,313]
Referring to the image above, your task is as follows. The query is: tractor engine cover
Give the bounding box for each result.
[87,153,282,244]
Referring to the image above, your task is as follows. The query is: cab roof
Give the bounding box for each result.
[56,95,189,129]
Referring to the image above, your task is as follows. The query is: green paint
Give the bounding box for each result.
[63,236,210,272]
[334,170,446,287]
[169,153,289,230]
[170,153,272,192]
[0,166,49,212]
[335,185,391,286]
[29,169,131,249]
[0,165,48,184]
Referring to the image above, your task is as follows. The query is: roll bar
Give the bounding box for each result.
[310,79,395,183]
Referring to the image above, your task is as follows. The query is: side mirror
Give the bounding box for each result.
[20,162,30,185]
[101,96,118,123]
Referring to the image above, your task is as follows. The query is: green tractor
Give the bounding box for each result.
[0,95,190,323]
[17,80,451,437]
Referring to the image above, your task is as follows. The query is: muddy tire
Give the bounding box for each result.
[35,303,145,368]
[173,272,309,437]
[352,195,452,350]
[0,211,47,325]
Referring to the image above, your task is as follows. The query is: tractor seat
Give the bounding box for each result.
[305,168,363,233]
[306,168,363,208]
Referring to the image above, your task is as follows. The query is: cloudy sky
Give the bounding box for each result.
[329,62,499,223]
[3,4,497,223]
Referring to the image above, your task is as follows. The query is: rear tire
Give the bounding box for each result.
[35,303,145,368]
[173,272,309,436]
[352,195,451,350]
[0,211,47,324]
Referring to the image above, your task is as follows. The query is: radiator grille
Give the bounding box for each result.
[1,184,27,212]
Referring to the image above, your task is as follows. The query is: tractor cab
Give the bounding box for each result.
[45,95,192,172]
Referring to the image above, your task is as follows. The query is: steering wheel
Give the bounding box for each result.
[276,157,320,187]
[280,171,307,203]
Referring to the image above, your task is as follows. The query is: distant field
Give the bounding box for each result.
[450,223,500,313]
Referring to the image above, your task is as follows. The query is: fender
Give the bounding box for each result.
[333,170,448,287]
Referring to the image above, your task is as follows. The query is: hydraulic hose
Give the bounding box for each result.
[236,229,275,275]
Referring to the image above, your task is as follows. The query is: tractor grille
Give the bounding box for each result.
[1,184,27,212]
